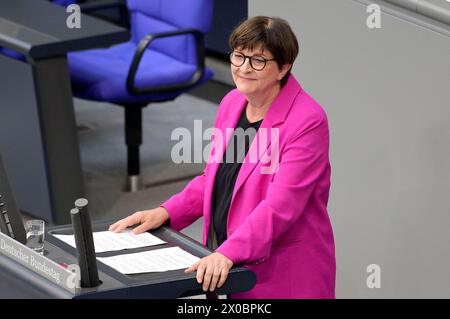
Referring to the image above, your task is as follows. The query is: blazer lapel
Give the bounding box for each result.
[203,75,302,237]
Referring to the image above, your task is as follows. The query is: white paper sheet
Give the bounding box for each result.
[97,247,200,274]
[53,230,166,253]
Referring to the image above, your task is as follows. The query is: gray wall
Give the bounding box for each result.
[249,0,450,298]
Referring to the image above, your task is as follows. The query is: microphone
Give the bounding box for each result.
[70,198,100,288]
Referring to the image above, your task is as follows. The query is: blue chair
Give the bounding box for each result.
[68,0,214,191]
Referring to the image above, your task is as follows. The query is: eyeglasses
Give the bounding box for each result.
[229,51,276,71]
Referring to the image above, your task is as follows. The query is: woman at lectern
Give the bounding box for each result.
[110,16,336,299]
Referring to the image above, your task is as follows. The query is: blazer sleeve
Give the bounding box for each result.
[216,112,330,264]
[160,171,207,231]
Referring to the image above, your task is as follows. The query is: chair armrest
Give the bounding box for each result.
[126,29,206,95]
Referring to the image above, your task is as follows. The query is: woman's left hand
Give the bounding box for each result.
[185,252,233,292]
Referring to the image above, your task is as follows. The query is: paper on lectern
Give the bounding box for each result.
[53,230,166,253]
[97,246,200,274]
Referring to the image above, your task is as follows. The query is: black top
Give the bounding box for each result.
[211,107,263,247]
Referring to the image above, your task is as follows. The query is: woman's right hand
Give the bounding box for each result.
[108,207,170,234]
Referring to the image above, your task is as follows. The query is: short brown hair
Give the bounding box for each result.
[229,16,299,87]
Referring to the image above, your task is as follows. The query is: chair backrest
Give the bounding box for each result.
[127,0,213,65]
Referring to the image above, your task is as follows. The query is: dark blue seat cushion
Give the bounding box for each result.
[68,42,213,104]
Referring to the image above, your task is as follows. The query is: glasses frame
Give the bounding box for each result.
[229,51,276,71]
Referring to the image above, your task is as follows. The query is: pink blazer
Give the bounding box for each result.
[161,75,336,298]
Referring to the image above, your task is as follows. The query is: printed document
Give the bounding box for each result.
[53,230,166,253]
[97,247,200,274]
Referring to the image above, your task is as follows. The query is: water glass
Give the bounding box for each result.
[25,219,45,254]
